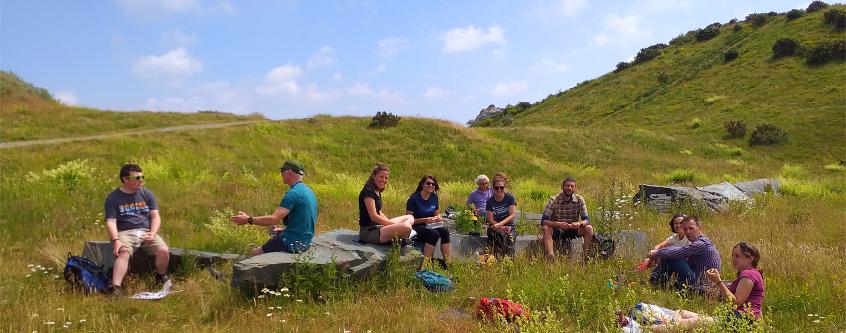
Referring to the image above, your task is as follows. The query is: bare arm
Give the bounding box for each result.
[364,197,392,226]
[232,207,290,226]
[148,210,162,235]
[494,205,517,227]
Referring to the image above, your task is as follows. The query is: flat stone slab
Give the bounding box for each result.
[81,241,241,274]
[635,179,779,213]
[231,229,421,293]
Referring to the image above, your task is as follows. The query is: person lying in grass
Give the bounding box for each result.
[231,160,318,256]
[486,173,517,257]
[406,174,451,270]
[618,303,714,333]
[706,242,766,323]
[358,163,416,245]
[649,215,721,291]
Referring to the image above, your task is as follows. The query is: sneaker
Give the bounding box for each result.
[107,285,122,297]
[436,258,449,270]
[155,273,170,285]
[409,229,418,240]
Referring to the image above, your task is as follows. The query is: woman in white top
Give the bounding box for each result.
[636,214,689,273]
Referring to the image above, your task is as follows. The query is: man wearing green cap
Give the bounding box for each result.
[231,160,318,255]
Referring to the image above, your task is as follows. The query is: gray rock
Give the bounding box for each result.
[733,179,780,196]
[231,229,421,293]
[697,182,750,202]
[81,241,240,274]
[635,184,729,212]
[472,104,504,123]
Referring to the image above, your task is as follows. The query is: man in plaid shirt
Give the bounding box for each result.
[649,216,721,290]
[541,177,594,262]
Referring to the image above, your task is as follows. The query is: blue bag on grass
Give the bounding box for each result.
[63,254,111,293]
[414,269,453,292]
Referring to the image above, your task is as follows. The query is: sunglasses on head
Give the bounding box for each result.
[125,175,144,180]
[494,186,505,190]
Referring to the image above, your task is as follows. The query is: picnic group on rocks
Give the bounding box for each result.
[104,161,765,331]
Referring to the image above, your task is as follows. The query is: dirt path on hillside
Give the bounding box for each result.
[0,120,267,149]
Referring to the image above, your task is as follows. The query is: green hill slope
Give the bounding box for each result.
[478,7,846,166]
[0,71,265,142]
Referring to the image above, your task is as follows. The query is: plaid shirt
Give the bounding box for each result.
[542,192,589,224]
[657,234,722,282]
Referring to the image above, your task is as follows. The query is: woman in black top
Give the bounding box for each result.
[358,163,415,244]
[486,174,517,257]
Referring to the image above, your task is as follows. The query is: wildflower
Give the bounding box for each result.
[31,313,39,318]
[267,313,272,317]
[79,319,86,323]
[325,312,330,315]
[284,294,290,297]
[257,295,265,299]
[813,320,820,323]
[56,308,64,311]
[280,320,286,323]
[27,264,34,267]
[44,321,55,325]
[280,287,289,292]
[268,307,275,309]
[296,299,303,302]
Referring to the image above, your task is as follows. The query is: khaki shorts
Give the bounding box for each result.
[117,229,168,256]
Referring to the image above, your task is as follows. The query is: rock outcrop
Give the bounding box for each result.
[472,104,504,123]
[81,241,241,274]
[634,178,779,212]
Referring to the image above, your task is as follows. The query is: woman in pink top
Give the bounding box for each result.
[706,242,765,321]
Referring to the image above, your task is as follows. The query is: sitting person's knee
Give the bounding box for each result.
[157,246,170,256]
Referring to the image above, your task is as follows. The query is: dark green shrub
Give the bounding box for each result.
[772,38,801,58]
[633,43,667,64]
[669,32,695,45]
[614,61,631,72]
[724,120,747,138]
[823,8,846,30]
[369,111,401,128]
[746,13,769,27]
[786,9,805,20]
[807,1,829,13]
[806,40,846,65]
[724,49,739,62]
[656,72,671,84]
[749,123,788,145]
[695,25,720,41]
[732,24,743,32]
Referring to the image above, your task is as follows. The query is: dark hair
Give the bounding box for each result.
[562,176,576,186]
[669,213,687,232]
[119,163,142,183]
[414,174,440,193]
[365,163,390,192]
[734,242,761,268]
[682,215,700,226]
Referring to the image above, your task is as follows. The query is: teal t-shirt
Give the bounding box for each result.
[279,182,318,251]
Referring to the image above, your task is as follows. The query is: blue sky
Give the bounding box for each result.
[1,0,807,123]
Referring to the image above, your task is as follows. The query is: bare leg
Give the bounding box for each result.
[154,246,170,275]
[579,224,594,261]
[379,216,414,243]
[542,225,555,260]
[441,243,451,263]
[111,250,131,286]
[422,243,436,257]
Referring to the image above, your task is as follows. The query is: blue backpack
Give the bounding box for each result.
[64,254,111,293]
[415,269,453,292]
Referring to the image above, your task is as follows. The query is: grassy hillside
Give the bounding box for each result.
[1,6,845,331]
[0,71,265,142]
[477,7,846,168]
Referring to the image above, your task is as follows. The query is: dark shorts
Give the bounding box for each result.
[261,236,309,254]
[359,225,384,244]
[552,228,580,240]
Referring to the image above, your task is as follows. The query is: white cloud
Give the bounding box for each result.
[421,87,453,100]
[593,14,648,46]
[489,81,527,97]
[347,82,373,96]
[303,84,339,103]
[375,64,386,73]
[116,0,234,18]
[331,72,343,81]
[255,63,302,95]
[526,0,589,22]
[162,28,196,46]
[132,47,202,78]
[144,80,251,114]
[306,46,336,69]
[532,58,570,72]
[441,25,506,53]
[54,91,79,106]
[376,37,411,58]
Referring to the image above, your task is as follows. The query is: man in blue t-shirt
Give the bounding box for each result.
[104,163,171,296]
[231,160,318,255]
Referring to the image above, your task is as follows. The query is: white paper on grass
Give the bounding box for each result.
[130,279,173,300]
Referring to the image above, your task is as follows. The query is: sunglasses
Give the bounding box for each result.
[125,175,144,181]
[494,186,505,190]
[424,181,435,186]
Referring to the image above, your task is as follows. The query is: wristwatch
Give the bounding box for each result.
[247,216,254,225]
